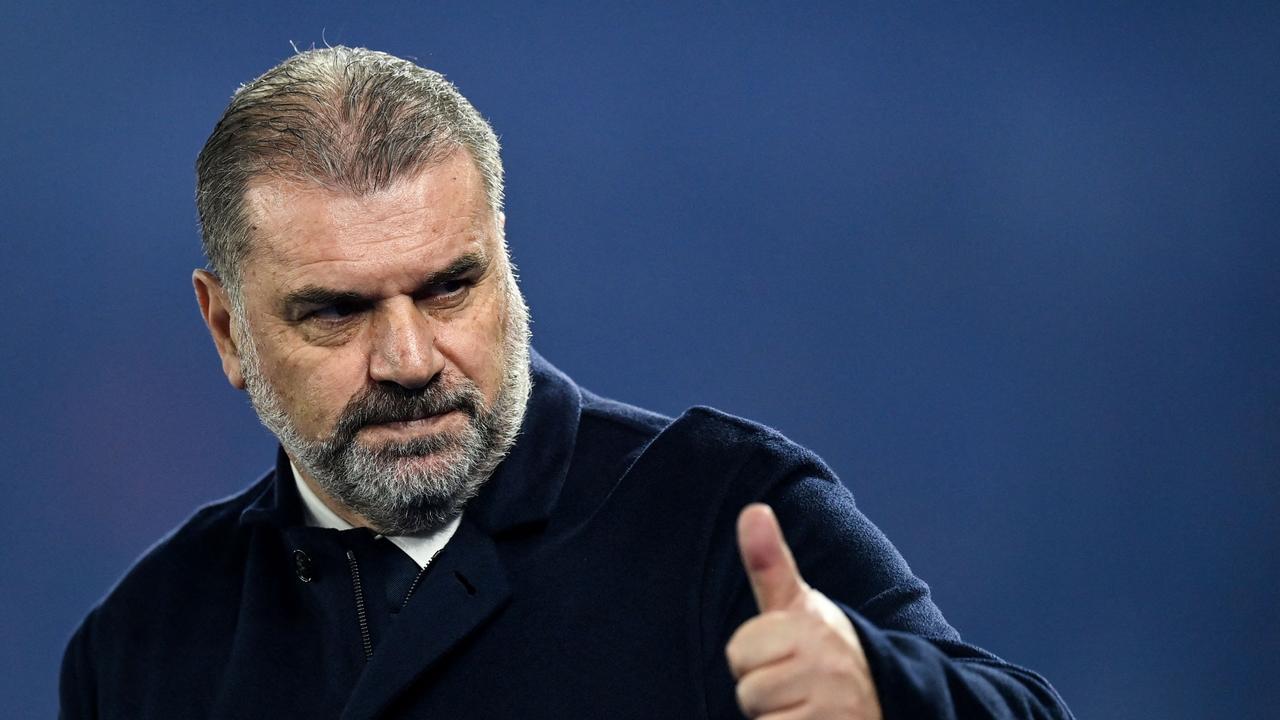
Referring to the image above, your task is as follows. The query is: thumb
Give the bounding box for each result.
[737,503,807,612]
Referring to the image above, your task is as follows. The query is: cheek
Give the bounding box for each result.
[268,346,370,434]
[436,299,507,400]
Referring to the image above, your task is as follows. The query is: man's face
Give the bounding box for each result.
[221,149,530,534]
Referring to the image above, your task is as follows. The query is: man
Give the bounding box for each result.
[61,47,1073,719]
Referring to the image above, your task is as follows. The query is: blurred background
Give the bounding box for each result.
[3,2,1277,717]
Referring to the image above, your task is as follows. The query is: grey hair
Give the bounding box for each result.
[195,46,504,292]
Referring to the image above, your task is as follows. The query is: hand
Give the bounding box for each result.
[725,504,883,720]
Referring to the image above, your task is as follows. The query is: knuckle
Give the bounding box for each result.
[734,677,762,717]
[817,646,855,681]
[725,624,752,668]
[725,650,744,677]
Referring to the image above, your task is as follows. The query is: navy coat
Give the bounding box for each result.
[61,353,1073,719]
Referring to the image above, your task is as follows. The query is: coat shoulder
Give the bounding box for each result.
[85,471,273,626]
[579,389,832,475]
[575,392,839,493]
[664,405,842,488]
[578,388,672,437]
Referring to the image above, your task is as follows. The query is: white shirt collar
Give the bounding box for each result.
[289,460,461,569]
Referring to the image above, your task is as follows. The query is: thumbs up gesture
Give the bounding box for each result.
[725,504,883,720]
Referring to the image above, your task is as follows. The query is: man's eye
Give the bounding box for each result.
[426,280,470,299]
[308,303,362,322]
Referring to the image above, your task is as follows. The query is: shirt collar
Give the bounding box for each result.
[290,459,355,530]
[290,459,460,568]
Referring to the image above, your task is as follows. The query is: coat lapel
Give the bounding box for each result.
[339,518,512,720]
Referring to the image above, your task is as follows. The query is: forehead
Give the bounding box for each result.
[240,150,494,295]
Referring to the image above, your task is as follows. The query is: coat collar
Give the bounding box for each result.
[238,349,581,535]
[339,515,513,720]
[466,349,581,535]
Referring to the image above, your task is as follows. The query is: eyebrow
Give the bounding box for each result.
[280,251,491,311]
[421,251,490,290]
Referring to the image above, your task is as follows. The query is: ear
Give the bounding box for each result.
[193,270,246,390]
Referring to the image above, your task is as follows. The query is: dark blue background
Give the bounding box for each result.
[4,2,1277,718]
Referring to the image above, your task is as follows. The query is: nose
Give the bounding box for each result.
[368,297,443,389]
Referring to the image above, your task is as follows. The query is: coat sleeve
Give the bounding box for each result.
[699,469,1075,720]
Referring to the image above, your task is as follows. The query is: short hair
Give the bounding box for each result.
[195,46,504,291]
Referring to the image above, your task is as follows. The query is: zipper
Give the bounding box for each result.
[345,550,374,661]
[346,542,449,659]
[399,545,446,611]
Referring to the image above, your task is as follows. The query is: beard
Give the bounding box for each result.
[235,275,532,535]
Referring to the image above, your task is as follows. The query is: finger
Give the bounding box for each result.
[735,656,808,718]
[737,503,807,612]
[725,611,801,679]
[756,704,812,720]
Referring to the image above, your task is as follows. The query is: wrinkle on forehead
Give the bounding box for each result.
[239,151,499,297]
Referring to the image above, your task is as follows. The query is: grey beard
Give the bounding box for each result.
[235,286,532,535]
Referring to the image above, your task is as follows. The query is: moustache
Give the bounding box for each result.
[332,379,483,438]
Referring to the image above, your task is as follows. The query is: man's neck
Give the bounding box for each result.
[288,459,367,530]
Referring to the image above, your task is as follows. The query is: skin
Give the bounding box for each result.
[193,149,512,528]
[729,505,884,719]
[191,147,879,713]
